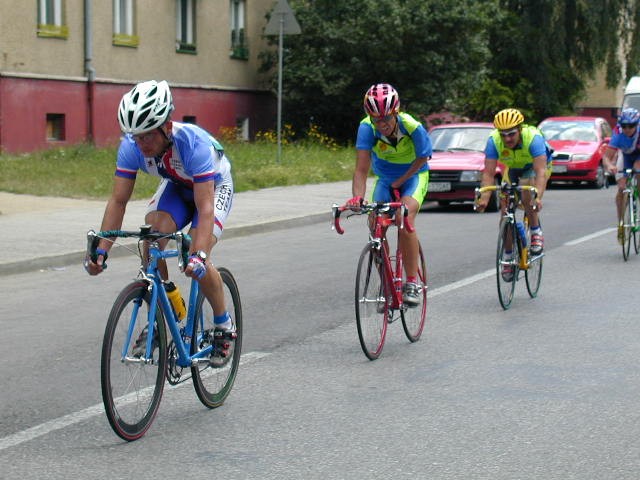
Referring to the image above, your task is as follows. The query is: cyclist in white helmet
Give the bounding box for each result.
[85,80,235,366]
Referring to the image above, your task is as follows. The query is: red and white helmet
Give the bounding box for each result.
[363,83,400,118]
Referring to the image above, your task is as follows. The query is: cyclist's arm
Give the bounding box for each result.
[97,176,135,252]
[353,149,371,199]
[602,144,618,175]
[532,154,548,208]
[477,156,498,211]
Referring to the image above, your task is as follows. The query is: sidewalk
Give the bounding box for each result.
[0,181,356,275]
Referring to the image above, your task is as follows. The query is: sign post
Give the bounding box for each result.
[264,0,301,163]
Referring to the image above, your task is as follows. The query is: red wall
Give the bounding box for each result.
[0,76,275,154]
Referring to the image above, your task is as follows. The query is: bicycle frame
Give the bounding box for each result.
[130,243,212,367]
[87,229,212,368]
[369,210,409,314]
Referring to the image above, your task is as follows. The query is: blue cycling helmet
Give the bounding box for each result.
[618,107,640,125]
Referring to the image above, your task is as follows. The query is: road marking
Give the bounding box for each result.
[0,229,615,451]
[429,269,494,297]
[0,351,270,452]
[564,228,615,246]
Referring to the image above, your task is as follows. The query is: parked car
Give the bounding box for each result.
[538,116,612,188]
[426,122,503,211]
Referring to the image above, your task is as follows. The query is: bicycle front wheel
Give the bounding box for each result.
[355,244,388,360]
[496,219,518,310]
[401,243,427,342]
[623,191,632,261]
[191,267,242,408]
[101,281,167,442]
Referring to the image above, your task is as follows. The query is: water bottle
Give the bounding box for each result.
[164,281,186,321]
[516,221,527,247]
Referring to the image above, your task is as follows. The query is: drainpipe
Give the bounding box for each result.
[84,0,95,144]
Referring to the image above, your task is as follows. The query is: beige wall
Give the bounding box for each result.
[0,0,274,89]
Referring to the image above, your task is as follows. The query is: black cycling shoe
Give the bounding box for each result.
[209,326,237,368]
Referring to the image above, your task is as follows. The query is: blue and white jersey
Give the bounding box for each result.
[115,122,231,187]
[609,125,640,157]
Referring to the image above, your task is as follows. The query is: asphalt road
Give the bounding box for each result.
[2,185,639,479]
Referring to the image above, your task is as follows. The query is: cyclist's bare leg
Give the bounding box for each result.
[399,195,420,279]
[187,226,226,317]
[615,178,626,222]
[145,210,178,280]
[519,180,540,228]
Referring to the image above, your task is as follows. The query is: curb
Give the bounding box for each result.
[0,212,332,276]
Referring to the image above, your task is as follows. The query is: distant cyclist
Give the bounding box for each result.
[346,83,431,306]
[602,107,640,243]
[477,108,552,279]
[84,80,235,366]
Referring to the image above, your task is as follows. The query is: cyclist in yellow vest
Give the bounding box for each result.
[346,83,431,306]
[477,108,552,280]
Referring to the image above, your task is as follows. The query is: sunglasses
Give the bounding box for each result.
[621,123,637,129]
[371,114,395,124]
[132,130,157,143]
[499,128,519,138]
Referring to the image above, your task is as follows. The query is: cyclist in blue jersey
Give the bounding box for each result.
[346,83,431,306]
[84,80,235,366]
[477,108,552,281]
[602,107,640,243]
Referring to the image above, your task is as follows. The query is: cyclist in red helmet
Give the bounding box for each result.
[346,83,432,306]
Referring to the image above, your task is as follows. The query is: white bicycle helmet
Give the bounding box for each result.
[117,80,174,135]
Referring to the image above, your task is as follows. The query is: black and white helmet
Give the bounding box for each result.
[117,80,174,135]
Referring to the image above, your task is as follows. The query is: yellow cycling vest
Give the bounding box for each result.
[490,124,548,169]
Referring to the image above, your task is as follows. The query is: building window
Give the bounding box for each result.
[46,114,66,141]
[230,0,248,60]
[37,0,68,38]
[113,0,138,47]
[183,115,197,124]
[176,0,196,53]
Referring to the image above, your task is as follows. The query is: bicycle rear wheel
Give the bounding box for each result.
[355,244,388,360]
[101,281,167,441]
[525,221,543,298]
[191,267,242,408]
[623,191,632,261]
[401,243,427,342]
[496,219,518,310]
[633,194,640,254]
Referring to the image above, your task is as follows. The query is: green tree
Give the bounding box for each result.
[469,0,640,122]
[261,0,497,142]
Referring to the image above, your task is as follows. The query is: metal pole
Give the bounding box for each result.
[277,14,284,163]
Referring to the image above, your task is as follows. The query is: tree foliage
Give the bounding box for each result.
[260,0,640,140]
[261,0,496,141]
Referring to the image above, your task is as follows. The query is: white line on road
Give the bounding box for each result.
[0,351,270,452]
[0,228,614,451]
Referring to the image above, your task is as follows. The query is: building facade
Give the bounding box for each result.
[0,0,276,153]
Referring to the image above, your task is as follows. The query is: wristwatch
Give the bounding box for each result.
[194,250,208,262]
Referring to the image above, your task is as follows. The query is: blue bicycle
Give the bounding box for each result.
[86,225,242,441]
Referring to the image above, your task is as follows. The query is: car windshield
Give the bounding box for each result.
[539,120,597,142]
[430,127,492,152]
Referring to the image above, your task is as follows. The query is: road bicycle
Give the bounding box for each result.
[86,225,242,441]
[619,168,640,261]
[475,183,543,310]
[332,197,427,360]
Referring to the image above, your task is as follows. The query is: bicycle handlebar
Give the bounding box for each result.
[331,201,415,235]
[474,184,538,211]
[86,225,192,268]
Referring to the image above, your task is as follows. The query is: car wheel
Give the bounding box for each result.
[486,178,500,212]
[592,163,605,189]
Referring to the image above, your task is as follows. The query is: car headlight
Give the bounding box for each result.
[571,154,591,162]
[459,170,483,182]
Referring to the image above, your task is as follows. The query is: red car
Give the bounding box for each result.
[538,116,612,188]
[426,122,503,211]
